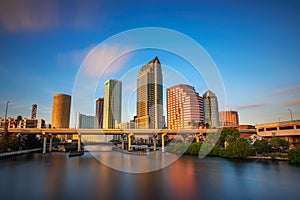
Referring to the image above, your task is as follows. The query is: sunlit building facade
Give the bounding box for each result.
[167,84,204,129]
[51,94,71,128]
[219,111,239,127]
[135,57,164,129]
[203,90,219,128]
[78,113,95,129]
[103,80,122,129]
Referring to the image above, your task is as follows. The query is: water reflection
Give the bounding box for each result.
[0,153,300,200]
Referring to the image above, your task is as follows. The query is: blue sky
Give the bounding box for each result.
[0,0,299,126]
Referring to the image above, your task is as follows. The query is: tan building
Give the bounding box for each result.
[256,120,300,144]
[135,57,164,129]
[167,84,204,129]
[219,111,239,127]
[51,94,71,128]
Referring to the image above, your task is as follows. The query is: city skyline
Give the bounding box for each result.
[0,1,299,125]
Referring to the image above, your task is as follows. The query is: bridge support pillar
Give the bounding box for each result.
[195,133,201,143]
[49,134,53,152]
[77,133,81,152]
[121,135,125,150]
[128,133,133,151]
[43,133,47,154]
[161,133,167,153]
[152,135,157,151]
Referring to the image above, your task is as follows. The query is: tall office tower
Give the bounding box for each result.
[78,113,95,129]
[51,94,71,128]
[95,98,104,128]
[103,80,122,129]
[167,84,204,129]
[203,90,219,128]
[219,111,239,127]
[135,57,164,129]
[31,104,37,119]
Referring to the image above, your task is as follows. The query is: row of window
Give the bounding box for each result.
[258,125,300,132]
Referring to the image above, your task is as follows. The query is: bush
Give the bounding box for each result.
[288,147,300,164]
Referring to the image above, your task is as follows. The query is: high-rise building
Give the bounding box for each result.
[135,57,164,129]
[167,84,204,129]
[103,80,122,129]
[31,104,37,119]
[203,90,219,128]
[219,111,239,127]
[95,98,104,128]
[78,113,95,129]
[51,94,71,128]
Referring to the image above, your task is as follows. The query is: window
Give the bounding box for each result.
[266,127,277,131]
[279,126,294,130]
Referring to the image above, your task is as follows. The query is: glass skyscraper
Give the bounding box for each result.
[135,57,164,129]
[103,79,122,129]
[203,90,219,128]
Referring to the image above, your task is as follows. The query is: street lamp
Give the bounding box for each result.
[288,108,294,121]
[4,101,10,131]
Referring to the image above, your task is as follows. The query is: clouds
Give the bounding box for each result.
[235,103,266,111]
[274,85,300,96]
[0,0,102,32]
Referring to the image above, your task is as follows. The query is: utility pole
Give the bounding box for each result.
[4,101,10,132]
[288,108,294,121]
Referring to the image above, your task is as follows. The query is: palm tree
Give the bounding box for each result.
[14,115,22,128]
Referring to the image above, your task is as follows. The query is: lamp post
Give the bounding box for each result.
[288,108,294,121]
[4,101,10,132]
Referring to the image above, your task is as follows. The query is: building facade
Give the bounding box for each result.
[103,80,122,129]
[135,57,164,129]
[167,84,204,129]
[77,113,95,129]
[0,118,45,128]
[95,98,104,128]
[203,90,219,128]
[219,111,239,127]
[51,94,71,128]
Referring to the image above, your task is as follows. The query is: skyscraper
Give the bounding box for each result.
[203,90,219,128]
[77,113,95,129]
[95,98,104,128]
[51,94,71,128]
[167,84,204,129]
[219,111,239,127]
[135,57,164,129]
[103,80,122,129]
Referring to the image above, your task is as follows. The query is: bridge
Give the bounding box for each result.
[1,128,221,154]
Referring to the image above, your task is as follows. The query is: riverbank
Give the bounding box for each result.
[0,148,42,159]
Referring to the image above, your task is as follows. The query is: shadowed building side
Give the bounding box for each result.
[95,98,104,128]
[203,90,219,128]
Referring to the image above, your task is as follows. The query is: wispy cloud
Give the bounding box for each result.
[82,44,131,77]
[274,85,300,96]
[283,98,300,106]
[0,0,101,32]
[235,103,266,110]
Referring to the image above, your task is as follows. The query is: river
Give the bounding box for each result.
[0,147,299,200]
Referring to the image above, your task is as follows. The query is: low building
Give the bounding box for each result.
[0,118,45,128]
[256,120,300,145]
[219,111,239,127]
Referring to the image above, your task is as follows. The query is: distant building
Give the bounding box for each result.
[167,84,204,129]
[51,94,71,128]
[219,111,239,127]
[95,98,104,128]
[203,90,219,128]
[103,80,122,129]
[78,113,95,129]
[118,121,135,129]
[135,57,165,129]
[256,120,300,145]
[31,104,37,119]
[0,118,45,128]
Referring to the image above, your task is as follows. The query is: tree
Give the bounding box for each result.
[219,128,240,146]
[288,147,300,164]
[270,137,290,151]
[14,115,23,128]
[220,138,252,159]
[253,139,270,154]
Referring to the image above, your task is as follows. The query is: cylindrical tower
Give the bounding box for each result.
[51,94,71,128]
